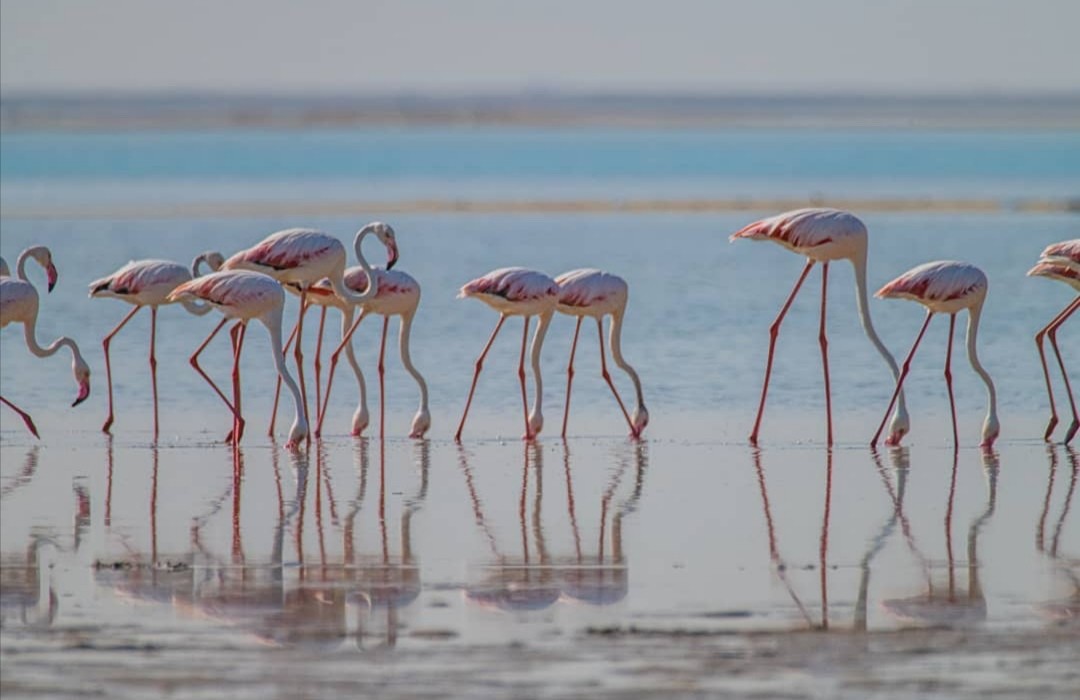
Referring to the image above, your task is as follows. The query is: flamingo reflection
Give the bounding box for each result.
[1034,445,1078,624]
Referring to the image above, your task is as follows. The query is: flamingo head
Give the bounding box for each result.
[980,414,1000,449]
[409,407,431,439]
[527,408,544,440]
[351,405,370,437]
[286,416,309,451]
[45,262,59,293]
[358,221,399,270]
[71,357,91,406]
[884,406,910,446]
[631,404,649,438]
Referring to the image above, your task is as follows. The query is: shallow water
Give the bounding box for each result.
[2,126,1079,697]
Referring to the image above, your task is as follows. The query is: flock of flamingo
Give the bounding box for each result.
[1,208,1077,449]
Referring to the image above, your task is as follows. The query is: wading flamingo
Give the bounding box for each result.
[89,252,225,437]
[1028,239,1079,444]
[455,267,558,441]
[871,261,999,449]
[730,208,908,446]
[1,246,91,438]
[314,265,430,439]
[553,269,647,438]
[221,222,399,438]
[167,270,308,450]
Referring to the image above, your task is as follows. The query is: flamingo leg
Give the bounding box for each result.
[149,307,159,440]
[871,311,934,447]
[378,315,389,439]
[188,317,244,435]
[1035,298,1075,441]
[455,315,507,441]
[294,289,312,446]
[230,322,247,444]
[819,263,833,447]
[0,396,39,439]
[314,306,327,424]
[750,259,815,445]
[100,305,142,433]
[269,316,300,436]
[597,317,635,437]
[561,316,584,439]
[317,307,369,436]
[519,316,532,439]
[944,313,959,446]
[1048,297,1080,443]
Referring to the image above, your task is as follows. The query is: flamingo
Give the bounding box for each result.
[730,208,908,446]
[455,267,558,441]
[0,246,91,438]
[313,265,430,439]
[553,269,648,439]
[167,270,308,450]
[1028,239,1079,443]
[870,261,999,449]
[89,251,225,437]
[220,222,399,438]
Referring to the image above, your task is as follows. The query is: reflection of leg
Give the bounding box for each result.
[750,260,814,445]
[519,317,532,439]
[561,317,583,438]
[944,314,959,446]
[0,396,39,439]
[378,316,389,438]
[189,317,243,432]
[1048,298,1080,443]
[150,307,159,439]
[819,263,833,447]
[872,312,934,447]
[101,305,141,433]
[269,318,300,436]
[455,315,506,441]
[597,318,634,434]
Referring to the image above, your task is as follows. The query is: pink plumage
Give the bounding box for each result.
[89,260,192,305]
[459,267,558,303]
[1039,239,1080,267]
[1028,260,1080,291]
[169,270,283,317]
[1029,239,1080,443]
[876,261,987,306]
[729,208,866,257]
[223,229,340,273]
[554,268,625,309]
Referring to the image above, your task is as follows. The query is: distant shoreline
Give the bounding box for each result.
[3,91,1080,131]
[3,196,1076,220]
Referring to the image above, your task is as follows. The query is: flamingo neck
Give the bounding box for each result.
[330,226,381,306]
[182,253,219,316]
[397,310,429,411]
[16,249,39,282]
[264,306,308,439]
[24,320,83,365]
[528,310,554,429]
[852,251,908,414]
[965,302,998,434]
[608,309,646,411]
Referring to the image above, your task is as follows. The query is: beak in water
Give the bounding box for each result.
[72,380,91,407]
[386,241,399,270]
[46,263,59,293]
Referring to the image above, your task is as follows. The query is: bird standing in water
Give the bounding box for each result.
[1028,239,1079,444]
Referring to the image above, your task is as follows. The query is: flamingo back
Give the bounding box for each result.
[1028,260,1080,292]
[1038,239,1080,271]
[89,259,192,305]
[876,260,988,311]
[0,277,39,327]
[730,207,867,259]
[554,268,628,315]
[223,229,343,281]
[167,270,283,320]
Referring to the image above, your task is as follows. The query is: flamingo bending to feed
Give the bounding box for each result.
[554,269,647,438]
[167,270,308,450]
[871,261,999,448]
[0,246,91,438]
[455,267,558,441]
[314,265,430,438]
[731,208,908,446]
[1028,239,1079,443]
[89,251,225,437]
[221,222,399,438]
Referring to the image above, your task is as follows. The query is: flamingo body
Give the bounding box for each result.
[0,276,40,327]
[730,207,867,262]
[1028,239,1079,443]
[553,269,648,438]
[312,266,421,316]
[1028,261,1080,291]
[223,229,348,285]
[872,260,999,448]
[1038,239,1080,270]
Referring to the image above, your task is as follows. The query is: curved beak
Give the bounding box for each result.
[386,240,399,270]
[46,263,59,293]
[72,379,91,407]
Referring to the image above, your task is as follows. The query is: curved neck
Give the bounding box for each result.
[608,309,646,410]
[24,317,83,365]
[264,306,306,430]
[330,227,380,305]
[16,249,37,282]
[179,298,214,316]
[397,311,429,412]
[529,310,554,420]
[852,252,906,413]
[966,302,997,428]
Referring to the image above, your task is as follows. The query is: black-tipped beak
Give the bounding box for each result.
[386,241,399,270]
[46,263,59,293]
[72,381,90,407]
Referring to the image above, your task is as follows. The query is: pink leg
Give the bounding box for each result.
[1,396,39,439]
[149,307,159,440]
[378,315,389,439]
[750,260,815,445]
[455,315,507,441]
[944,314,959,446]
[819,263,833,447]
[597,317,635,437]
[1035,298,1075,441]
[269,317,300,436]
[317,307,369,436]
[1048,297,1079,443]
[101,305,142,433]
[871,311,934,447]
[188,317,244,434]
[561,317,584,438]
[314,306,327,423]
[294,290,312,446]
[229,322,247,444]
[518,316,532,440]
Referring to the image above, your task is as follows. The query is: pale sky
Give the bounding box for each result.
[2,0,1078,94]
